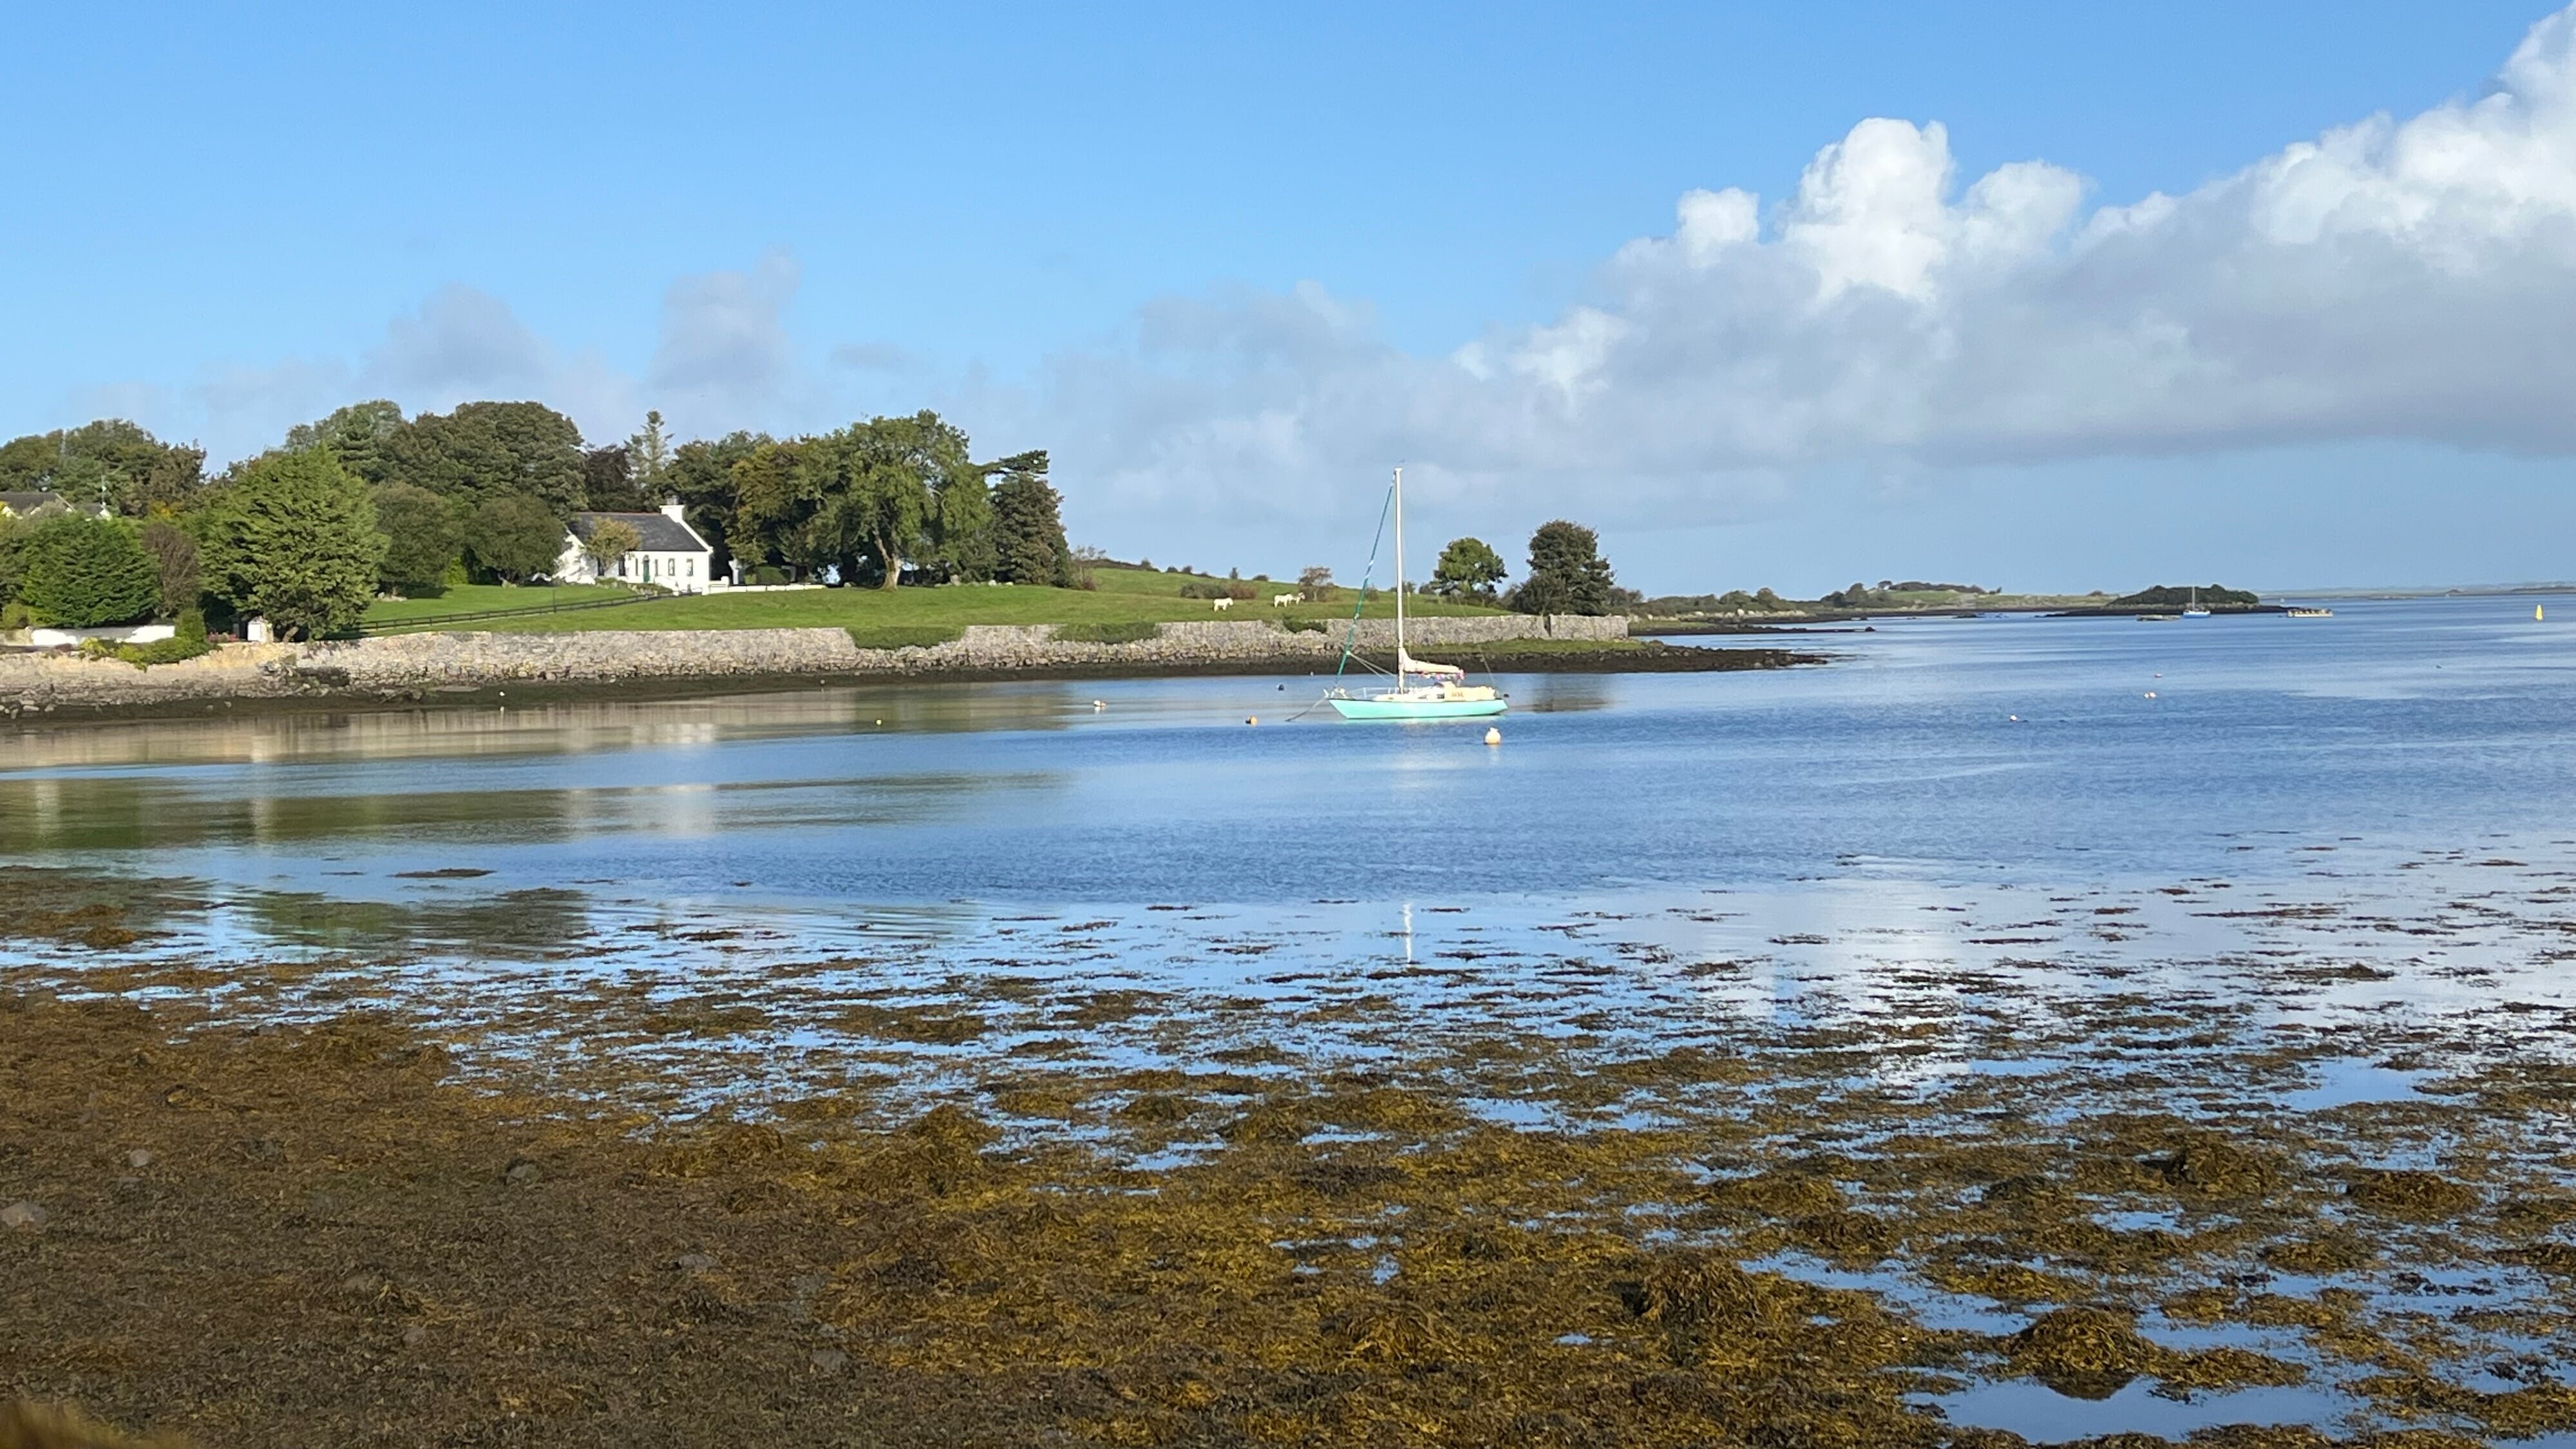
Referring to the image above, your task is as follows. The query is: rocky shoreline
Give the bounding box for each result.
[0,617,1819,721]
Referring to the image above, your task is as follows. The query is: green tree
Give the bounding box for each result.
[202,450,384,639]
[285,401,405,483]
[580,444,648,513]
[666,431,767,577]
[1428,536,1506,600]
[0,514,30,613]
[628,410,674,495]
[137,519,201,618]
[989,451,1071,586]
[380,402,585,514]
[462,494,566,583]
[371,483,461,596]
[17,513,160,627]
[766,413,972,589]
[579,518,641,580]
[0,419,204,515]
[1512,520,1616,616]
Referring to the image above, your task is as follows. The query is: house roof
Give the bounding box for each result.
[569,511,708,553]
[0,490,67,516]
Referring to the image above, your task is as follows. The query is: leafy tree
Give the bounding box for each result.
[580,518,641,580]
[202,450,384,639]
[0,514,29,612]
[989,451,1071,586]
[580,445,649,513]
[372,483,461,596]
[1428,536,1506,600]
[666,430,767,576]
[285,401,405,483]
[724,439,815,577]
[761,412,975,589]
[927,437,997,583]
[138,519,200,618]
[0,419,204,515]
[1298,565,1336,599]
[380,402,584,514]
[17,513,160,627]
[463,494,566,583]
[1511,520,1616,616]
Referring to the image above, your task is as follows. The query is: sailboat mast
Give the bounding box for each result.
[1392,466,1406,672]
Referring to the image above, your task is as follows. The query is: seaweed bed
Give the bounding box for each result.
[7,861,2576,1448]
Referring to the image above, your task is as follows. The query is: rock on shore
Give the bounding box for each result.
[0,616,1690,716]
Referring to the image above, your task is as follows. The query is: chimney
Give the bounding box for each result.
[661,500,687,524]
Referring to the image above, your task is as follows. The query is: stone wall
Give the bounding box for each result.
[0,615,1633,714]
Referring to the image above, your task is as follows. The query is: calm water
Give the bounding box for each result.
[14,598,2576,1442]
[5,596,2573,916]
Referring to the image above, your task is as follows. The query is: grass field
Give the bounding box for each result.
[365,583,649,628]
[363,565,1506,637]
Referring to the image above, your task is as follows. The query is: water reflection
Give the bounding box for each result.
[0,770,1051,851]
[245,887,591,958]
[0,682,1114,774]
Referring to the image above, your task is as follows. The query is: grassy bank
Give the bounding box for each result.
[364,566,1509,637]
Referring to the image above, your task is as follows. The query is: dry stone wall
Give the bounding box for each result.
[0,615,1632,714]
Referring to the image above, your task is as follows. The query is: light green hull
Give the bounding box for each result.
[1329,696,1509,721]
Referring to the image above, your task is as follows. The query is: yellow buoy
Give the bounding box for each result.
[1246,716,1257,726]
[1483,727,1502,746]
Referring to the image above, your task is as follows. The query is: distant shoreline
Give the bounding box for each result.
[0,625,1819,727]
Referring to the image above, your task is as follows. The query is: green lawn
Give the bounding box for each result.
[364,566,1506,637]
[366,583,651,627]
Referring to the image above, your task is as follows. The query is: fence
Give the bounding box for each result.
[359,590,662,635]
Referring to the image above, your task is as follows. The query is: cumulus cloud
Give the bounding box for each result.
[363,284,553,395]
[1036,4,2576,518]
[647,250,810,433]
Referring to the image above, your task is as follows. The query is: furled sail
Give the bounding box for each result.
[1397,649,1465,679]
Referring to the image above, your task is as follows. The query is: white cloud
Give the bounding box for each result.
[363,284,551,395]
[1027,3,2576,523]
[647,250,810,435]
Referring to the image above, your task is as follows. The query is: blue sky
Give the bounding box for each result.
[5,1,2573,594]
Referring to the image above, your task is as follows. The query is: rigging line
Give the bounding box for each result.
[1333,479,1397,681]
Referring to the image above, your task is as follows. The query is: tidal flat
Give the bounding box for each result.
[6,839,2576,1448]
[9,601,2576,1446]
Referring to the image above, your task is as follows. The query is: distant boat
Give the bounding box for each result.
[2284,607,2334,618]
[2181,585,2211,620]
[1327,468,1508,721]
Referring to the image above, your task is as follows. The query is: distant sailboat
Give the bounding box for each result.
[1327,468,1508,721]
[2181,585,2211,620]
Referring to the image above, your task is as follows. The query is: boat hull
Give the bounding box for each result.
[1329,696,1509,721]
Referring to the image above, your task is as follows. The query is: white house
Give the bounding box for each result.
[556,502,715,594]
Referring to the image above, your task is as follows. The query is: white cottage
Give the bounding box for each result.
[557,502,715,594]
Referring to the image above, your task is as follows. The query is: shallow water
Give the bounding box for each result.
[11,596,2576,1443]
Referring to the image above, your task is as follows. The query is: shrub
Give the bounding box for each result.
[18,513,160,627]
[138,518,200,618]
[750,565,789,586]
[846,625,965,650]
[461,494,563,584]
[1052,621,1161,645]
[374,482,460,596]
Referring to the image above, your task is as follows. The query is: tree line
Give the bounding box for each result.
[0,401,1072,639]
[1422,520,1631,616]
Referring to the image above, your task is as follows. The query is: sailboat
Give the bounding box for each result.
[1328,468,1508,721]
[2181,585,2211,619]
